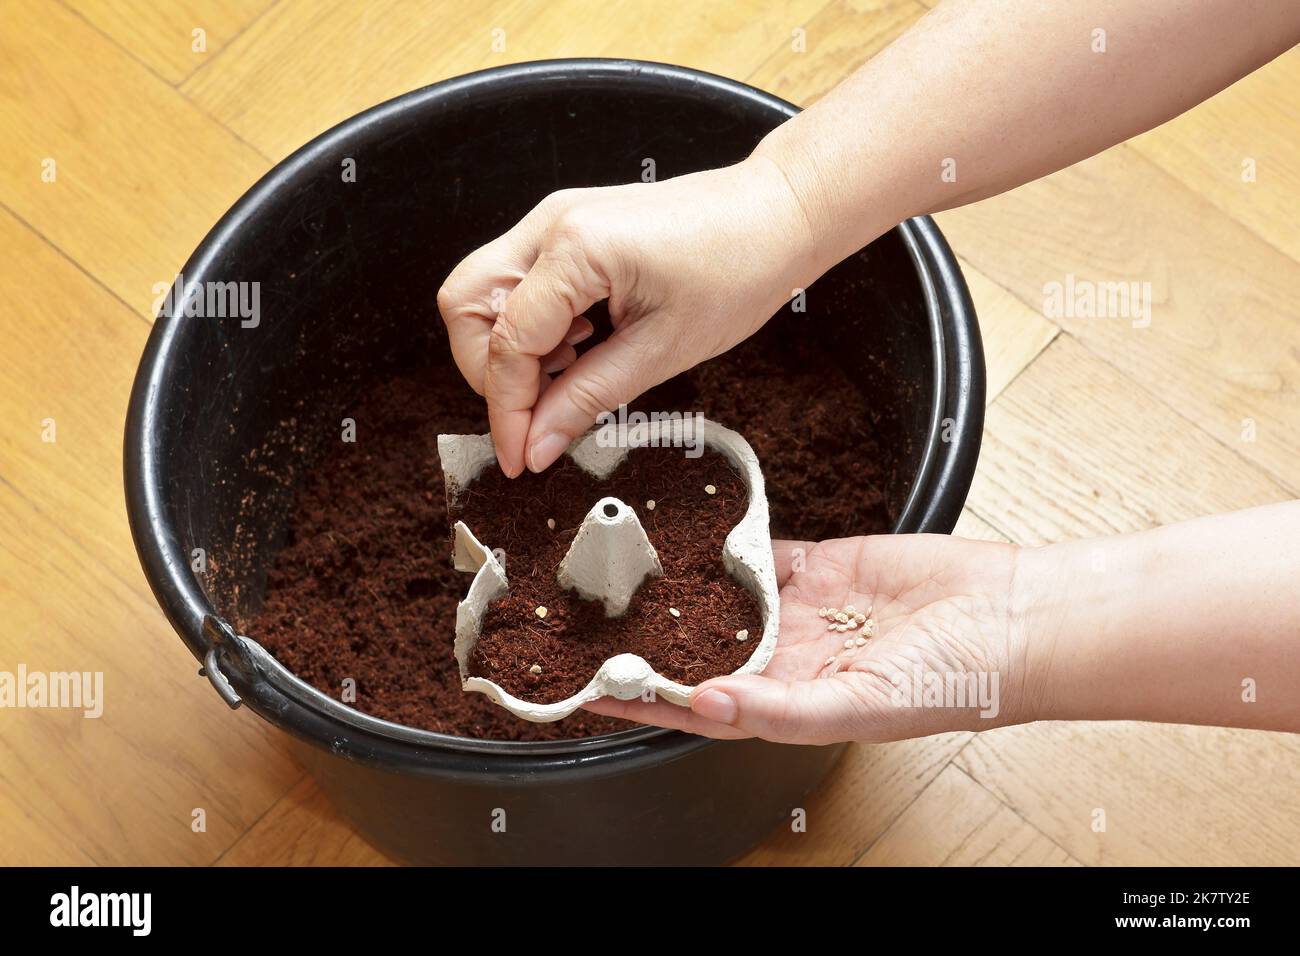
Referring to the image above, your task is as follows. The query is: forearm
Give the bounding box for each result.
[754,0,1300,276]
[1018,502,1300,732]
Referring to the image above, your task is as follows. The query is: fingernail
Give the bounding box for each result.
[542,355,569,374]
[692,688,738,724]
[527,432,570,473]
[564,327,593,346]
[498,454,522,479]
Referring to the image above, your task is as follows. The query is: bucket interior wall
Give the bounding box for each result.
[156,76,935,629]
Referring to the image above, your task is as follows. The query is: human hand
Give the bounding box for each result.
[586,534,1038,745]
[436,157,816,477]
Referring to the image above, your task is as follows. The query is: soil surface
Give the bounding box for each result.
[455,447,761,704]
[249,332,893,741]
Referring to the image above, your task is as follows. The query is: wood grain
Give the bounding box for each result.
[217,777,395,866]
[737,732,970,865]
[1128,51,1300,265]
[747,0,925,104]
[0,0,270,317]
[968,335,1292,546]
[0,208,299,865]
[958,258,1060,405]
[934,143,1300,495]
[182,0,834,162]
[958,722,1300,866]
[857,764,1080,866]
[62,0,275,85]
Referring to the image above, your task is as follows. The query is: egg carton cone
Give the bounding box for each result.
[436,418,779,722]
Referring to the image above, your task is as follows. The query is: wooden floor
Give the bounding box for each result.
[1,0,1296,866]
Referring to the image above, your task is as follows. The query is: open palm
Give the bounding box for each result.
[586,534,1032,744]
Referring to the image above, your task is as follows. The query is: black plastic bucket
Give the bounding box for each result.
[124,59,984,865]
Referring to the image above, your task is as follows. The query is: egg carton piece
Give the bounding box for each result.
[436,417,779,722]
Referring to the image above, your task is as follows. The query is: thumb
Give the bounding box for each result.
[523,321,675,473]
[484,249,606,476]
[690,673,868,745]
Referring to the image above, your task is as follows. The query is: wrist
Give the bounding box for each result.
[733,153,825,292]
[751,119,922,273]
[1010,531,1170,726]
[748,136,847,279]
[1007,542,1073,725]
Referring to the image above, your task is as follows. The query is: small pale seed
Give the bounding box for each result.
[855,637,867,647]
[546,518,556,530]
[854,612,866,625]
[844,604,856,614]
[704,484,717,495]
[735,629,749,641]
[826,623,836,632]
[669,607,681,618]
[834,612,848,624]
[535,606,548,619]
[645,499,656,511]
[529,664,543,674]
[843,639,854,649]
[836,623,849,633]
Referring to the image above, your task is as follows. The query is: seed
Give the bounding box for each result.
[864,619,875,635]
[824,657,836,667]
[535,606,548,619]
[704,484,717,495]
[546,517,556,530]
[646,499,656,511]
[836,623,848,633]
[529,664,542,674]
[854,612,866,625]
[834,612,848,624]
[855,637,866,647]
[843,639,854,649]
[818,606,828,618]
[826,623,836,632]
[669,607,681,618]
[846,618,859,629]
[735,629,748,641]
[844,604,856,614]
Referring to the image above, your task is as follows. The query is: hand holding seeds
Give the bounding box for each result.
[587,533,1027,744]
[586,502,1300,743]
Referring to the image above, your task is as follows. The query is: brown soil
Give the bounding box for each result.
[248,375,632,741]
[249,332,893,741]
[454,447,761,704]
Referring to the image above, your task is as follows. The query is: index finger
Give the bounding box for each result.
[484,257,602,476]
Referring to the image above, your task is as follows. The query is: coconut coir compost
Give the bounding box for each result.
[454,447,761,704]
[251,334,892,741]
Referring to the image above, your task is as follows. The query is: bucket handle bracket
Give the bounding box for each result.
[199,615,250,710]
